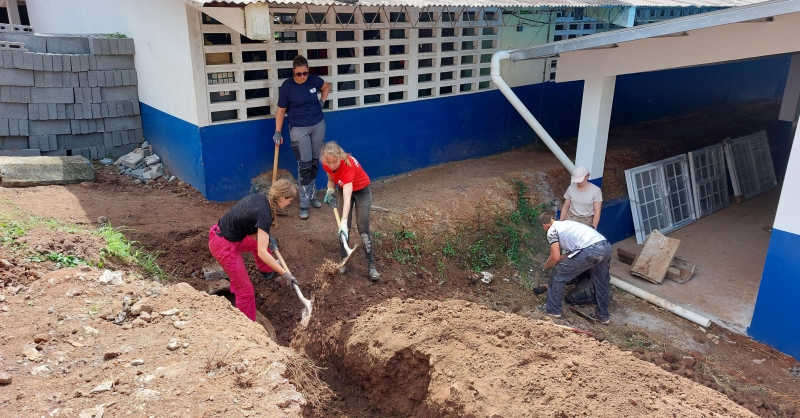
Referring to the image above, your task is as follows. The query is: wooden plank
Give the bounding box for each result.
[630,230,680,284]
[665,257,696,284]
[617,248,636,265]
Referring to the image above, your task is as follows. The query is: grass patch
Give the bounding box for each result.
[29,252,85,268]
[387,229,420,265]
[95,224,170,279]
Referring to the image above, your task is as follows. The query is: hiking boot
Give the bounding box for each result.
[536,305,561,318]
[310,199,322,209]
[533,285,548,295]
[368,264,381,281]
[590,312,610,325]
[299,208,309,219]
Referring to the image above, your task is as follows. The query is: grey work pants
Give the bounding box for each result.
[290,119,325,209]
[545,240,612,319]
[336,186,375,265]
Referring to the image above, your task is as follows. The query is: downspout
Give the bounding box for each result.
[491,50,576,172]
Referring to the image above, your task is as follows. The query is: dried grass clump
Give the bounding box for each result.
[284,352,335,408]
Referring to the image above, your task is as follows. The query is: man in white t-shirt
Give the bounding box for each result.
[538,212,612,323]
[560,166,603,229]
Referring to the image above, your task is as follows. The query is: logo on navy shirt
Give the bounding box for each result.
[310,87,317,94]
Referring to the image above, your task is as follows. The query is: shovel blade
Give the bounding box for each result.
[338,244,359,271]
[299,296,314,327]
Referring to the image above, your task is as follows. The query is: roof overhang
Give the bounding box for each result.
[184,0,765,9]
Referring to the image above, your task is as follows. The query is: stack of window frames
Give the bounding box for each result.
[688,143,729,218]
[723,130,777,202]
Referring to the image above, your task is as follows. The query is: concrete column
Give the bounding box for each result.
[778,53,800,123]
[575,75,616,187]
[6,0,22,25]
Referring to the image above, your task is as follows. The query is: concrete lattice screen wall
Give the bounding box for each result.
[0,25,143,159]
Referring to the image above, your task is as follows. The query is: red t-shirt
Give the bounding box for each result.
[323,155,370,191]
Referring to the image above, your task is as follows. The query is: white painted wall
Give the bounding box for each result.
[25,0,202,126]
[779,53,800,123]
[773,125,800,236]
[556,12,800,83]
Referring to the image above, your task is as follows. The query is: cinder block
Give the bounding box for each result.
[117,38,127,55]
[103,71,114,87]
[57,103,66,119]
[78,71,88,87]
[73,87,84,104]
[0,119,8,136]
[107,101,117,118]
[0,149,42,156]
[132,100,140,115]
[9,86,20,102]
[90,147,98,160]
[103,132,113,147]
[84,88,92,103]
[120,69,131,86]
[35,135,48,151]
[96,118,105,132]
[91,88,101,103]
[70,73,79,88]
[80,55,90,72]
[0,68,34,86]
[38,103,48,120]
[30,120,72,135]
[52,72,63,88]
[88,38,102,55]
[2,50,12,69]
[112,70,123,86]
[19,87,31,103]
[100,86,138,102]
[30,87,72,103]
[61,55,71,72]
[33,53,43,71]
[100,38,111,55]
[45,36,90,54]
[19,119,28,136]
[27,103,38,120]
[47,103,57,120]
[83,103,92,119]
[49,134,58,151]
[59,132,104,149]
[65,103,74,119]
[105,116,142,131]
[121,100,133,116]
[109,38,119,55]
[12,50,24,69]
[70,55,80,72]
[88,71,97,87]
[51,54,62,72]
[93,71,104,87]
[60,72,71,88]
[115,101,125,116]
[43,71,53,87]
[0,32,47,52]
[80,148,92,160]
[130,70,138,86]
[91,103,101,119]
[98,146,106,159]
[0,86,10,102]
[100,102,109,118]
[41,149,66,157]
[112,130,122,146]
[27,135,39,149]
[74,102,84,119]
[95,54,134,71]
[69,119,79,134]
[42,54,53,71]
[8,119,19,136]
[0,103,28,119]
[0,136,28,150]
[127,39,135,55]
[22,52,34,69]
[80,120,89,134]
[88,119,97,133]
[121,130,130,145]
[33,71,44,87]
[88,55,97,71]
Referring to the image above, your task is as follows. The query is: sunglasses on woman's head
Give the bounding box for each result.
[295,71,309,77]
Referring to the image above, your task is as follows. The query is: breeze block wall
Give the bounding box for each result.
[0,23,143,159]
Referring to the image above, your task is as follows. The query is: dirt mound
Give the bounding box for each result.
[0,267,326,417]
[299,298,755,417]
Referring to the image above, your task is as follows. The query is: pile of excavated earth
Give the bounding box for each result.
[0,260,757,417]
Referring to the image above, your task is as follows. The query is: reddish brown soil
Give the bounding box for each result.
[1,101,797,417]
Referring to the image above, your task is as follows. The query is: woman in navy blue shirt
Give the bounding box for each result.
[274,55,331,220]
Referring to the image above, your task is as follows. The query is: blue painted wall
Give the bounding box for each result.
[597,196,636,244]
[140,103,206,195]
[748,228,800,359]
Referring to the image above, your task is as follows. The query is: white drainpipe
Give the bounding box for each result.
[491,51,576,173]
[610,276,712,327]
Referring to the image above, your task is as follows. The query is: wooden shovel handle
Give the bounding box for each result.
[273,249,291,275]
[271,143,280,184]
[333,207,342,225]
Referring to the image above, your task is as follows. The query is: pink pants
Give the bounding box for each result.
[208,224,274,321]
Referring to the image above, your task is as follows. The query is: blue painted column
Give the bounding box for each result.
[575,76,616,187]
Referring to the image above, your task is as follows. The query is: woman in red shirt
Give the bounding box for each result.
[320,142,380,281]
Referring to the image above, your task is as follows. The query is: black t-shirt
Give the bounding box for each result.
[217,194,273,242]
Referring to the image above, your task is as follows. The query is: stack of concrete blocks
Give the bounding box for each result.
[0,24,143,160]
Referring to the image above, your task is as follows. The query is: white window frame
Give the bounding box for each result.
[723,130,777,202]
[688,143,729,218]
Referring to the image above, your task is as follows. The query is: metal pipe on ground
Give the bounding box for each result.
[490,50,576,173]
[610,275,712,327]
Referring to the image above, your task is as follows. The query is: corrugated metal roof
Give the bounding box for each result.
[184,0,768,9]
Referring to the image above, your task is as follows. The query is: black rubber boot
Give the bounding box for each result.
[368,263,380,281]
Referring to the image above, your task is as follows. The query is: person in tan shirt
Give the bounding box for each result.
[560,166,602,229]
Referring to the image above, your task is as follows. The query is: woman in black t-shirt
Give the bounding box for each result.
[208,179,298,321]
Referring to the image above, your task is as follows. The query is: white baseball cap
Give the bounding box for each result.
[571,166,589,183]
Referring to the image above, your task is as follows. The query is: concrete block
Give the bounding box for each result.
[18,86,30,103]
[112,130,122,146]
[115,101,125,116]
[9,86,20,102]
[113,69,123,86]
[120,69,131,86]
[74,102,84,119]
[96,117,104,132]
[92,103,101,119]
[117,38,127,55]
[91,87,101,103]
[38,103,48,120]
[82,87,91,103]
[78,71,88,87]
[95,54,134,71]
[108,143,138,158]
[2,50,12,69]
[12,50,23,69]
[130,70,138,86]
[142,163,164,180]
[121,100,133,116]
[0,119,8,136]
[0,136,28,150]
[90,147,98,160]
[104,71,114,87]
[89,55,97,71]
[88,119,97,133]
[27,103,38,120]
[0,68,34,86]
[0,149,41,157]
[80,55,90,72]
[87,71,97,87]
[73,87,84,104]
[100,102,108,118]
[57,103,66,119]
[100,86,137,102]
[79,148,91,160]
[61,55,71,72]
[70,55,80,72]
[8,119,19,136]
[29,120,72,135]
[80,120,89,134]
[132,100,140,115]
[33,53,43,71]
[0,33,47,52]
[47,103,57,120]
[45,36,90,54]
[65,103,74,119]
[49,134,58,151]
[59,72,70,88]
[98,146,106,159]
[69,120,79,135]
[0,103,28,119]
[41,149,66,157]
[103,132,113,147]
[31,87,73,103]
[19,119,28,136]
[105,116,141,132]
[118,151,143,169]
[42,54,53,71]
[52,71,63,88]
[27,135,39,150]
[100,38,110,55]
[144,154,160,166]
[43,71,54,87]
[51,54,62,72]
[60,133,104,149]
[109,38,119,55]
[0,86,9,102]
[94,70,105,87]
[121,130,130,145]
[70,73,79,88]
[22,52,34,69]
[33,70,43,86]
[88,38,102,55]
[127,39,135,55]
[83,103,92,119]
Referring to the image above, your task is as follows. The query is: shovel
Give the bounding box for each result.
[273,249,313,327]
[333,206,358,270]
